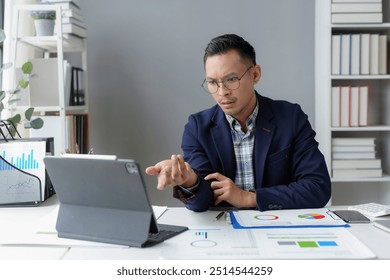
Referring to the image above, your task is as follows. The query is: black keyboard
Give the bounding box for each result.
[148,230,178,242]
[143,224,188,247]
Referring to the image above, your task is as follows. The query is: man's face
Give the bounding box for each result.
[204,49,261,121]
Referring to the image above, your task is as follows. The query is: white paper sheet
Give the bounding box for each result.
[161,226,376,259]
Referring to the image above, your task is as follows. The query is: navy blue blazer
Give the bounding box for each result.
[178,93,331,212]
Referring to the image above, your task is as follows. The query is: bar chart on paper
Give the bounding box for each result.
[0,149,40,170]
[162,226,376,259]
[0,141,47,201]
[0,142,45,172]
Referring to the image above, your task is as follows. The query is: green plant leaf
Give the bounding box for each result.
[0,101,4,112]
[25,107,34,121]
[7,98,21,105]
[18,78,29,89]
[30,118,44,129]
[9,125,17,137]
[0,90,5,102]
[11,88,21,95]
[22,61,33,74]
[8,114,21,125]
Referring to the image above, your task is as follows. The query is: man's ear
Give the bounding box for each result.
[253,64,261,84]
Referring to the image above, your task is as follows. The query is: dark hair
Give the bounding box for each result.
[203,34,256,66]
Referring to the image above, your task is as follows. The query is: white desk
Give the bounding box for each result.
[1,196,389,260]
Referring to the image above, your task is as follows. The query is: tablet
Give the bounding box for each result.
[333,210,371,223]
[373,220,390,233]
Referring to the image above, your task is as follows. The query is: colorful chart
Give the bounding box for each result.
[254,214,279,220]
[192,231,217,248]
[195,231,208,239]
[298,213,325,220]
[0,150,39,170]
[278,240,338,248]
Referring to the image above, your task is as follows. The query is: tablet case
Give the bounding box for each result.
[43,156,186,246]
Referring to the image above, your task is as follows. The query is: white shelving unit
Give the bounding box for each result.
[315,0,390,204]
[6,4,88,155]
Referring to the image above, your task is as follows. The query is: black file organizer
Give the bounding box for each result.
[0,120,55,206]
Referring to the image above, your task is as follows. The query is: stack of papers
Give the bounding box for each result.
[230,208,348,229]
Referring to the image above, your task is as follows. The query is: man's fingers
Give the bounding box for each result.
[176,154,187,172]
[214,196,223,206]
[145,155,192,190]
[209,180,222,190]
[145,166,159,175]
[171,154,193,185]
[205,172,223,181]
[171,154,180,180]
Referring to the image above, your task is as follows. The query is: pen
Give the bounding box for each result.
[214,211,225,221]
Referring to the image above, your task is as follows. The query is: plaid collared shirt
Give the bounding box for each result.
[225,101,258,191]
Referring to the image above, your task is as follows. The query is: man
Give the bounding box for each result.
[146,34,331,212]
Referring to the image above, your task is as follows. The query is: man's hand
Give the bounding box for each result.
[145,154,198,190]
[205,172,257,208]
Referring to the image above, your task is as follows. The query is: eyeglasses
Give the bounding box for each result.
[201,66,254,94]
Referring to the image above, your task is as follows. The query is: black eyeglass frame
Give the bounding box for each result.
[201,66,254,94]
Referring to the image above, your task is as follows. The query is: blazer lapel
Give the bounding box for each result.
[254,95,275,187]
[211,110,235,178]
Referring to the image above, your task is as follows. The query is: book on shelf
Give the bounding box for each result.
[360,33,370,75]
[65,114,89,154]
[61,8,83,22]
[332,168,382,178]
[341,34,350,75]
[331,85,368,127]
[331,13,383,24]
[61,16,85,28]
[332,152,376,159]
[349,86,359,127]
[350,34,360,75]
[49,0,86,38]
[332,159,382,169]
[331,3,382,13]
[331,35,341,75]
[56,23,86,38]
[46,0,81,6]
[70,67,85,106]
[332,33,386,76]
[332,145,376,152]
[340,86,350,127]
[370,34,379,75]
[64,61,72,107]
[359,86,368,126]
[331,86,341,127]
[379,35,387,75]
[49,1,81,12]
[332,137,376,146]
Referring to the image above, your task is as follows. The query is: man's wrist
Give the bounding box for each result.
[180,171,199,188]
[177,176,200,195]
[244,190,257,208]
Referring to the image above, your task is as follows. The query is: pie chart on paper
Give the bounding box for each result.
[298,213,326,220]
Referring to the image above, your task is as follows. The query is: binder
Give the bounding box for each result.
[69,67,85,106]
[0,120,55,206]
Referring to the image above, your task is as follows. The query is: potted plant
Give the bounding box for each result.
[0,29,44,137]
[30,7,56,36]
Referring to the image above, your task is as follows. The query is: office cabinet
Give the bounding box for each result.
[315,0,390,204]
[5,4,88,155]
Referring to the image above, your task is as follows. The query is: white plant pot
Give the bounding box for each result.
[34,19,55,36]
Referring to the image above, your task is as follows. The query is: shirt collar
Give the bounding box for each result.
[225,99,259,132]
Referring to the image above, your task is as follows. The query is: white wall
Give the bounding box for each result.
[80,0,315,206]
